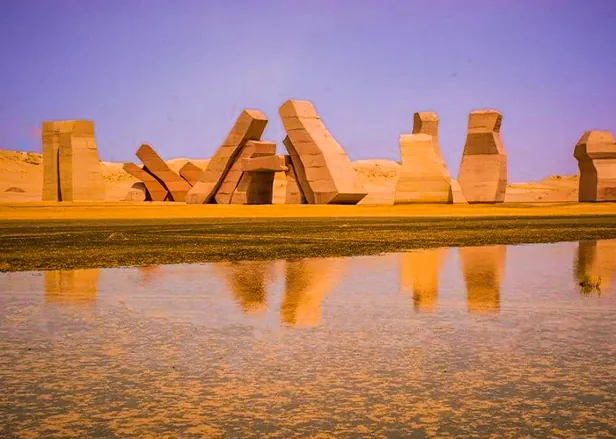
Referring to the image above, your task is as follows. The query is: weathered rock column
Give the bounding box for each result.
[42,120,105,202]
[574,131,616,202]
[394,133,451,203]
[458,110,507,203]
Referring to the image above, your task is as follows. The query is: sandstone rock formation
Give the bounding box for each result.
[215,140,276,204]
[412,111,441,155]
[122,163,168,201]
[458,110,507,203]
[283,136,314,203]
[187,110,268,204]
[574,131,616,202]
[179,162,205,186]
[42,122,61,201]
[232,173,276,205]
[240,155,288,172]
[279,100,366,204]
[448,179,467,204]
[42,120,105,201]
[394,133,451,203]
[284,161,305,204]
[124,182,147,201]
[136,144,191,202]
[459,245,506,313]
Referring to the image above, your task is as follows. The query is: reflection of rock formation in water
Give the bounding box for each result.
[44,269,100,304]
[575,239,616,290]
[281,259,347,328]
[213,261,274,314]
[459,245,506,313]
[139,265,161,284]
[400,249,446,312]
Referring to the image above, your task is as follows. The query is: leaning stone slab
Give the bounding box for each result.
[215,140,275,204]
[284,160,306,204]
[187,110,268,204]
[458,110,507,203]
[179,162,205,187]
[136,144,191,202]
[283,136,314,204]
[55,120,106,202]
[574,130,616,202]
[123,163,168,201]
[279,100,366,204]
[394,133,451,204]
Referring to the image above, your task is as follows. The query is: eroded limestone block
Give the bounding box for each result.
[179,162,205,187]
[448,179,467,204]
[215,140,276,204]
[394,133,451,204]
[459,245,506,313]
[58,120,106,202]
[241,154,288,172]
[136,144,190,202]
[187,110,268,204]
[574,131,616,202]
[285,161,306,204]
[123,163,168,201]
[412,111,442,156]
[42,121,61,201]
[283,136,314,203]
[279,100,366,204]
[458,110,507,203]
[231,171,276,204]
[43,120,106,202]
[124,182,147,201]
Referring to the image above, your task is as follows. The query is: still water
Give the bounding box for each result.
[1,240,615,438]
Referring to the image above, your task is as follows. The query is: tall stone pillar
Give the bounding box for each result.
[458,110,507,203]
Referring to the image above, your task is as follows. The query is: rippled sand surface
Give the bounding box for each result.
[1,241,616,438]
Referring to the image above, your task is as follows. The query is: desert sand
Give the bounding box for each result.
[0,149,579,205]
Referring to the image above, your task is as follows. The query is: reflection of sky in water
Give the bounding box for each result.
[1,241,615,438]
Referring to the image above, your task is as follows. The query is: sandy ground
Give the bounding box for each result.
[0,149,579,205]
[1,201,615,221]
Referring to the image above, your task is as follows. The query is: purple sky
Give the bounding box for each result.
[1,0,615,182]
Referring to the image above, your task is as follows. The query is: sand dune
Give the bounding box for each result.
[0,149,579,203]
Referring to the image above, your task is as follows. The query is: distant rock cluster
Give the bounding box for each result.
[40,100,616,204]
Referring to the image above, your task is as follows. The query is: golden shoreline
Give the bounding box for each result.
[1,201,616,221]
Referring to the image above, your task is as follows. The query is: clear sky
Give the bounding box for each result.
[1,0,615,182]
